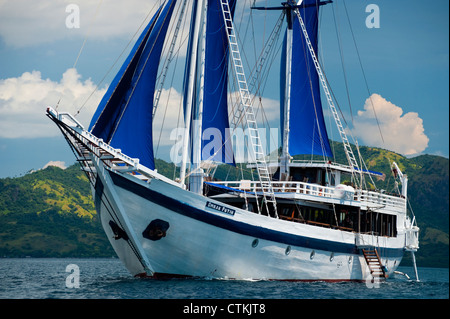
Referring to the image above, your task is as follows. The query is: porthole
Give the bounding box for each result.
[330,252,335,262]
[310,250,315,260]
[285,245,291,256]
[348,255,353,264]
[252,239,259,248]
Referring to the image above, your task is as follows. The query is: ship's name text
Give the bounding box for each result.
[206,201,235,216]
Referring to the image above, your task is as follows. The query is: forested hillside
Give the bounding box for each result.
[0,145,448,267]
[0,165,114,257]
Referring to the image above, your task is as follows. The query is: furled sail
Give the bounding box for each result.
[280,0,333,158]
[89,0,177,170]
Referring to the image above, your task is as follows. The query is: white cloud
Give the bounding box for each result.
[352,93,429,156]
[0,0,160,48]
[0,68,106,138]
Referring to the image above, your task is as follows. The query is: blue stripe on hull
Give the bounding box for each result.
[108,170,404,258]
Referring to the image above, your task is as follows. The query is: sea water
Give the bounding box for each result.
[0,258,447,300]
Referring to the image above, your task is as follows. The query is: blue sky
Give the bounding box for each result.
[0,0,448,178]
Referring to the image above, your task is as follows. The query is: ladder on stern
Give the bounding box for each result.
[362,248,387,279]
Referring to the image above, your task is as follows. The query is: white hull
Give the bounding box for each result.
[93,158,404,281]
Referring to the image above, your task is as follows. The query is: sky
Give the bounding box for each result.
[0,0,448,178]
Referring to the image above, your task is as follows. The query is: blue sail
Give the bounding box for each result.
[200,0,236,165]
[89,0,177,170]
[280,1,333,158]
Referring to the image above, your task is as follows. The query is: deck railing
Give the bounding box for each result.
[47,107,181,188]
[357,189,406,210]
[211,180,406,211]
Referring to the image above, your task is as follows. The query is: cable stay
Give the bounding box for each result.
[153,0,189,120]
[293,7,362,188]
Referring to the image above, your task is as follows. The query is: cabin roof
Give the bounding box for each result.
[248,160,384,177]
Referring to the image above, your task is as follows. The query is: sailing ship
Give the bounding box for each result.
[47,0,420,281]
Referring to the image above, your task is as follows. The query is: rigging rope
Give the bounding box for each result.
[154,0,190,159]
[331,2,354,124]
[108,1,177,142]
[339,0,401,193]
[57,0,103,112]
[342,0,384,144]
[72,0,103,71]
[73,1,160,117]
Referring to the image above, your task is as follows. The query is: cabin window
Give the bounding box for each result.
[290,168,318,184]
[360,210,397,237]
[270,202,397,237]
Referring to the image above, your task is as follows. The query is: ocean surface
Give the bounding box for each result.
[0,258,447,300]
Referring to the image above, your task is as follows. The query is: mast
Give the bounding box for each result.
[180,0,206,189]
[189,0,208,194]
[280,1,296,181]
[255,0,332,179]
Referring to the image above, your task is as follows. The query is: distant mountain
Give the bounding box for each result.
[0,145,448,267]
[0,165,114,257]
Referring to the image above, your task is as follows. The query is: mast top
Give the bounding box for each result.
[251,0,332,11]
[251,0,332,29]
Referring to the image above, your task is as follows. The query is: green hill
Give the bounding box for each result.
[0,145,448,267]
[0,165,114,257]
